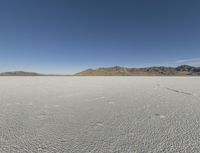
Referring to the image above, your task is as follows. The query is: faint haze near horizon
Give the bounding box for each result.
[0,0,200,73]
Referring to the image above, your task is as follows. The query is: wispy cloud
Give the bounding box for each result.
[176,58,200,66]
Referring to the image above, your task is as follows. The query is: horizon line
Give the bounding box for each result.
[0,64,198,75]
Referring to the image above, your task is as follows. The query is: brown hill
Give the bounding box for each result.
[0,71,43,76]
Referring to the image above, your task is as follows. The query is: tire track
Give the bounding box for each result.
[156,83,200,98]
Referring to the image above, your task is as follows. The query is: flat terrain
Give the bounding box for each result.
[0,77,200,153]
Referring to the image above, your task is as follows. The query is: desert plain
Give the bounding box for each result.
[0,77,200,153]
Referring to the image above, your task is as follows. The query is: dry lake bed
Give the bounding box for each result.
[0,77,200,153]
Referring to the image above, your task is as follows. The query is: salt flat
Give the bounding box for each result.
[0,77,200,153]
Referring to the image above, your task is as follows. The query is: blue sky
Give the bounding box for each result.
[0,0,200,74]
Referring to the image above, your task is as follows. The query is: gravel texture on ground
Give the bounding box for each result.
[0,77,200,153]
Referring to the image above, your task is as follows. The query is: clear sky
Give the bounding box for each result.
[0,0,200,74]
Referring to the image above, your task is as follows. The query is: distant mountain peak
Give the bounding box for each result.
[176,65,195,71]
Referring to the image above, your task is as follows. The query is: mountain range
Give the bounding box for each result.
[0,65,200,76]
[75,65,200,76]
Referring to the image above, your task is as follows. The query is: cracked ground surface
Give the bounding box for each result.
[0,77,200,153]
